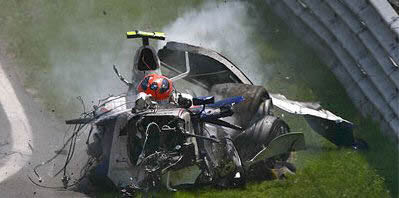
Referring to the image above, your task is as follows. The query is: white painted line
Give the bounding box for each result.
[0,64,32,183]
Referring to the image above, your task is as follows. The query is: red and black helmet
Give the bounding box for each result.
[137,73,173,101]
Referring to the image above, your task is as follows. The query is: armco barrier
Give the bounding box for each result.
[265,0,399,143]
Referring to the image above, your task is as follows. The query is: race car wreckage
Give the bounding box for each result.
[35,30,367,195]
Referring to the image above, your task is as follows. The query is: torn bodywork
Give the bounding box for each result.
[57,30,365,196]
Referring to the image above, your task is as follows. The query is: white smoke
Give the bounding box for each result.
[160,1,272,85]
[46,0,273,118]
[47,21,133,117]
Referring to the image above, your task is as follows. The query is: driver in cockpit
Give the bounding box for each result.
[134,73,194,110]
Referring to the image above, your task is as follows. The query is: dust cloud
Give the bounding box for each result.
[47,16,134,117]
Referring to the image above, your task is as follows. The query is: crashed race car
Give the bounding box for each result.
[60,30,366,196]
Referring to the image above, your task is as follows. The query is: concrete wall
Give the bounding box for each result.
[265,0,399,142]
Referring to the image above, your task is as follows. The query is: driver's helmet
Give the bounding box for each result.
[137,73,173,101]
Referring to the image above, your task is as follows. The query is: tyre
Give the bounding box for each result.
[210,83,271,129]
[234,115,290,162]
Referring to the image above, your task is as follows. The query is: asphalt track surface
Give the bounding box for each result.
[0,61,87,197]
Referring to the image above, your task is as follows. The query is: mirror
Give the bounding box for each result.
[135,46,159,71]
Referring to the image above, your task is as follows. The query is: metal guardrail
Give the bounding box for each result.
[265,0,399,141]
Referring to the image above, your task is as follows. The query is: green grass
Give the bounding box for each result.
[0,0,397,197]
